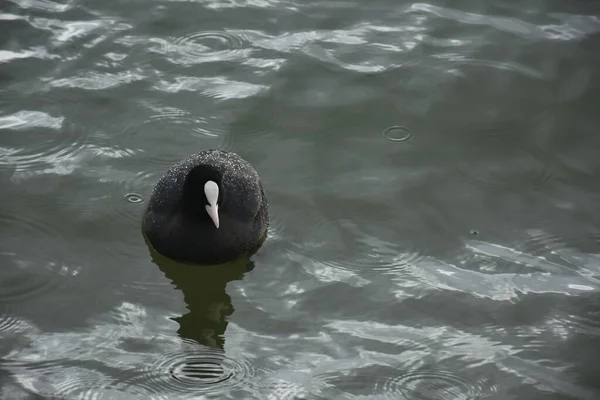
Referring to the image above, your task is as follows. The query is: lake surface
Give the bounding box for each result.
[2,0,600,398]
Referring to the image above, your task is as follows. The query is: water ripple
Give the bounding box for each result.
[287,219,424,286]
[309,200,426,275]
[167,30,249,65]
[448,58,544,80]
[223,102,301,152]
[526,229,600,259]
[411,244,600,301]
[237,24,406,73]
[35,365,120,400]
[0,308,37,334]
[11,359,167,400]
[133,345,258,396]
[8,0,72,13]
[5,302,267,398]
[262,378,320,400]
[382,125,413,142]
[317,366,494,399]
[50,70,146,90]
[117,109,226,169]
[524,229,600,281]
[465,240,572,275]
[202,0,296,10]
[2,1,600,399]
[153,75,266,99]
[0,208,83,304]
[497,354,599,400]
[112,35,169,69]
[74,190,149,268]
[408,3,555,41]
[0,86,89,117]
[0,110,63,130]
[378,369,496,400]
[124,192,144,204]
[0,115,87,175]
[0,254,81,305]
[453,121,555,193]
[0,47,59,63]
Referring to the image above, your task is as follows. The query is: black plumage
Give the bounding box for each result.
[142,150,268,264]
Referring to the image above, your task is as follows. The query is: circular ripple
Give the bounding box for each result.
[117,110,226,170]
[131,343,262,396]
[319,241,424,275]
[78,190,147,229]
[377,369,495,400]
[10,341,264,399]
[452,123,554,193]
[168,31,247,65]
[382,125,413,142]
[0,116,87,175]
[125,192,144,204]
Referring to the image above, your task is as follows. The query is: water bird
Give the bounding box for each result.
[142,149,268,265]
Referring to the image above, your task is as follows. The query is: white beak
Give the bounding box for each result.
[205,203,219,229]
[204,180,220,229]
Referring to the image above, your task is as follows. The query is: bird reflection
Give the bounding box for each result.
[148,243,254,349]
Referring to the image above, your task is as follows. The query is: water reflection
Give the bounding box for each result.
[148,241,254,349]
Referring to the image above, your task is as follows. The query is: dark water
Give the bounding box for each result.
[2,0,600,398]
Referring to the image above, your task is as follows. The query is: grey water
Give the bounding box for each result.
[1,0,600,398]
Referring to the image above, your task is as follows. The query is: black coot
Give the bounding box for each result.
[142,150,269,264]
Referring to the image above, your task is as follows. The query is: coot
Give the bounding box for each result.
[143,150,268,264]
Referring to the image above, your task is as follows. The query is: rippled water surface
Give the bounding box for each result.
[2,0,600,398]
